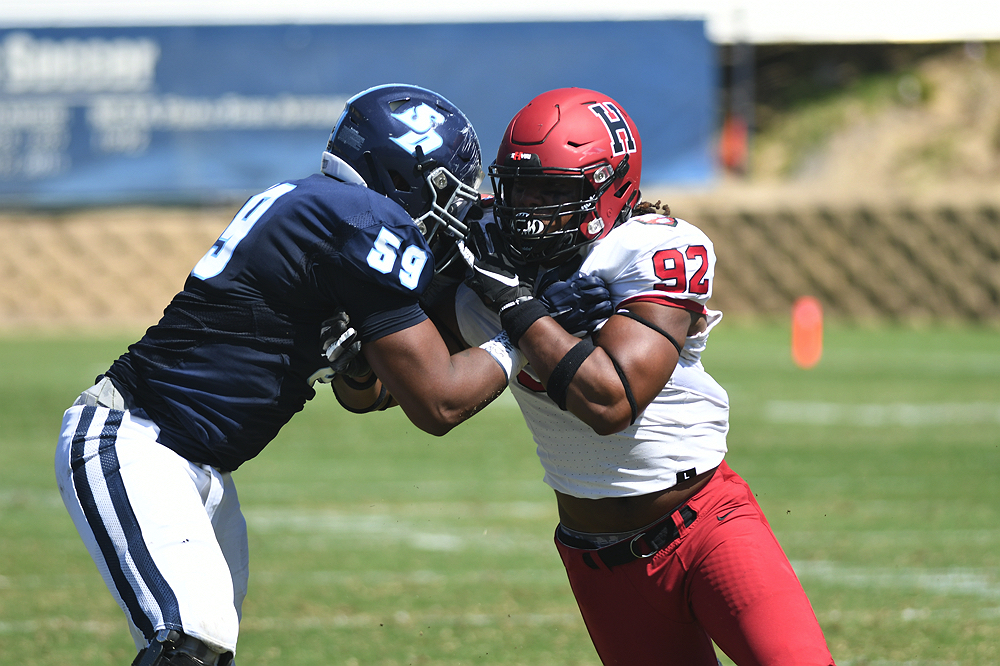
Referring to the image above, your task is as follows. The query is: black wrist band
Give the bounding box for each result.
[546,338,597,410]
[333,383,388,414]
[341,373,377,390]
[499,298,549,348]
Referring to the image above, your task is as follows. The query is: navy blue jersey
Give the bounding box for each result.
[105,174,434,471]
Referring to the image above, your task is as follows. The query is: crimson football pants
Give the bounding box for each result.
[555,461,835,665]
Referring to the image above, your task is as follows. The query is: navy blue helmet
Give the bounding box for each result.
[321,84,484,272]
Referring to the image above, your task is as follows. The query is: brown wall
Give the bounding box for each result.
[1,203,998,329]
[695,203,1000,323]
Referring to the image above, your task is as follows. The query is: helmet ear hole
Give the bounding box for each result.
[388,170,410,192]
[363,151,400,202]
[617,189,640,223]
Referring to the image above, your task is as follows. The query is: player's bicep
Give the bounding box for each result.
[365,319,455,400]
[592,302,691,408]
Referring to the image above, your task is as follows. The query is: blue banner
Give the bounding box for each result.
[0,22,716,206]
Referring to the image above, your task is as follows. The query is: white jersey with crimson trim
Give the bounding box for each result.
[455,213,730,499]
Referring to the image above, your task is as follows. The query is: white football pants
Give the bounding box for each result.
[55,395,248,656]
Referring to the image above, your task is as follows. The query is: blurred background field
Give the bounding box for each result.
[2,2,1000,665]
[2,324,998,665]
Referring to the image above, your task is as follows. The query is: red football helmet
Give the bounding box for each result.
[489,88,642,265]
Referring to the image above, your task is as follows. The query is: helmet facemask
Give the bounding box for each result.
[415,160,484,273]
[491,157,626,266]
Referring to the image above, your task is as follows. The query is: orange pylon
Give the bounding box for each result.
[791,296,823,369]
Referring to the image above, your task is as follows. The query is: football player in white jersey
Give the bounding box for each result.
[453,89,837,665]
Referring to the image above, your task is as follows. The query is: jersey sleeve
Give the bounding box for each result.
[581,214,716,315]
[318,192,436,343]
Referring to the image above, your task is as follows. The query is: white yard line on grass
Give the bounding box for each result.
[245,504,555,553]
[792,560,1000,599]
[240,610,583,631]
[765,401,1000,426]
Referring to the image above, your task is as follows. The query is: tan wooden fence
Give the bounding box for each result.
[1,203,998,329]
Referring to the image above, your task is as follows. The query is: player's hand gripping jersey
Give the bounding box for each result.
[105,174,434,471]
[456,212,730,498]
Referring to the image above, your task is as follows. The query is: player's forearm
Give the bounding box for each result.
[391,348,508,435]
[366,323,510,436]
[517,318,634,434]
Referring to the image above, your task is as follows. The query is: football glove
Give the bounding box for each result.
[539,272,613,336]
[320,311,372,378]
[460,221,534,314]
[460,221,550,347]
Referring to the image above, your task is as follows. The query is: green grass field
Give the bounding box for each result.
[2,322,998,665]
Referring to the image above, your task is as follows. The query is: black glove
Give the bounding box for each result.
[539,272,613,336]
[461,221,534,314]
[460,221,549,347]
[320,311,372,378]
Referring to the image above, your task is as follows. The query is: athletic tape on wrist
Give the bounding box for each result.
[479,330,528,382]
[546,338,597,411]
[499,297,549,348]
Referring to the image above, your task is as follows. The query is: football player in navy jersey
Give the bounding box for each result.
[53,84,544,666]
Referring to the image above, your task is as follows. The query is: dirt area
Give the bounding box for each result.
[0,207,228,331]
[665,42,1000,213]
